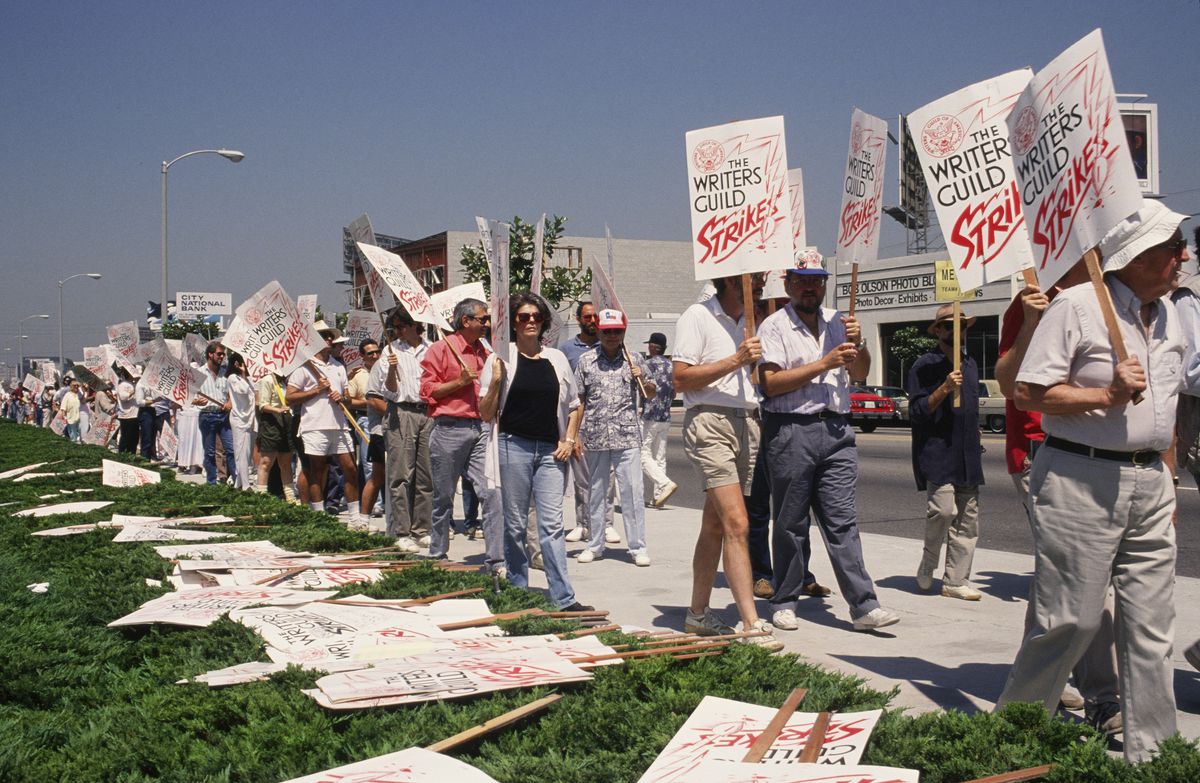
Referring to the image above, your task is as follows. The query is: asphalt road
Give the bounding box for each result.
[659,415,1200,579]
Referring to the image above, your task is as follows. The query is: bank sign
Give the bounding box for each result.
[835,267,985,311]
[176,292,232,318]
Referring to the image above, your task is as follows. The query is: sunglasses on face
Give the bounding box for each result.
[1162,235,1188,256]
[515,312,544,324]
[467,314,491,324]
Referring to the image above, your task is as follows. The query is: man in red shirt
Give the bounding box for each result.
[420,297,503,573]
[995,261,1120,735]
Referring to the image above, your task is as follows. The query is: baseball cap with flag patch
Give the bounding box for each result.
[787,249,828,276]
[597,309,627,331]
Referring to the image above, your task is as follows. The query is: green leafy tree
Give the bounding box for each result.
[459,215,591,310]
[161,319,219,341]
[889,325,937,386]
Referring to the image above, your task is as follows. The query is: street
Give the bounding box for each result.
[660,416,1200,579]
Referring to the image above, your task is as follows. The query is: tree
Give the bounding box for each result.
[459,215,591,310]
[890,325,936,386]
[161,319,219,341]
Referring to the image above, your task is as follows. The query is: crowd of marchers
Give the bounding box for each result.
[3,199,1197,764]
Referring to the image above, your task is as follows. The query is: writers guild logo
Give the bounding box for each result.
[1012,106,1038,157]
[921,114,965,158]
[243,308,262,327]
[692,140,725,173]
[851,122,863,155]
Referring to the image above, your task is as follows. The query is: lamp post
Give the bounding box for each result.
[58,273,102,374]
[161,148,245,331]
[17,314,49,378]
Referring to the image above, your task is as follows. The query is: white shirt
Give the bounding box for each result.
[288,357,348,433]
[672,297,760,410]
[1017,277,1184,452]
[196,364,229,411]
[758,304,850,414]
[227,374,257,431]
[367,339,427,405]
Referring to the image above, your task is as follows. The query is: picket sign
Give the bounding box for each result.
[835,108,888,317]
[223,281,325,383]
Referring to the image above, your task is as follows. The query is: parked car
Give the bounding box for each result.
[979,379,1006,433]
[863,385,909,423]
[849,386,899,433]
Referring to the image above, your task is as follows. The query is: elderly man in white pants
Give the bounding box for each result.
[997,200,1190,763]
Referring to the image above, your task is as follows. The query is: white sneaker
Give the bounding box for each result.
[853,607,901,631]
[684,607,733,636]
[941,584,982,601]
[634,553,651,567]
[576,549,598,563]
[653,480,679,508]
[737,619,785,652]
[604,526,619,544]
[771,608,799,631]
[395,537,419,554]
[565,527,585,542]
[349,517,371,532]
[417,535,431,547]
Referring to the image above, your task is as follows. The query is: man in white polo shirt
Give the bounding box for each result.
[997,200,1190,763]
[287,321,364,529]
[672,273,781,652]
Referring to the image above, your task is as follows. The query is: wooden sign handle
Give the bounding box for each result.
[952,300,962,409]
[427,694,562,753]
[437,327,470,371]
[847,263,860,318]
[622,345,655,399]
[1021,267,1039,287]
[797,711,831,763]
[1083,248,1143,405]
[742,274,759,385]
[303,360,370,441]
[961,763,1056,783]
[742,687,807,763]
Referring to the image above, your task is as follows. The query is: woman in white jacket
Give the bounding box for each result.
[480,292,590,611]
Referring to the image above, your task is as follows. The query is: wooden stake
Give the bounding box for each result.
[426,694,562,753]
[960,764,1056,783]
[254,566,309,586]
[569,638,733,666]
[847,262,860,318]
[621,344,656,399]
[1021,267,1039,287]
[952,299,962,409]
[438,608,545,631]
[797,711,830,763]
[315,588,486,608]
[303,359,370,440]
[436,327,470,371]
[1084,247,1142,404]
[742,688,808,763]
[742,274,759,384]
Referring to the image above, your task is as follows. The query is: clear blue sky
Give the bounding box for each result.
[1,1,1196,368]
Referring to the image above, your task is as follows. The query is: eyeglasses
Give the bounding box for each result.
[467,314,491,324]
[363,349,380,356]
[210,351,226,357]
[515,312,544,324]
[1162,235,1188,256]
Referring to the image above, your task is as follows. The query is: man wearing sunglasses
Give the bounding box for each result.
[906,304,983,602]
[192,340,238,486]
[419,298,504,574]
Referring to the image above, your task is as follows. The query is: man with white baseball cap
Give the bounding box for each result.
[997,199,1190,762]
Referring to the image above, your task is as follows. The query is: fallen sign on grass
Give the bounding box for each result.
[108,586,339,628]
[102,459,161,487]
[112,525,234,543]
[683,760,918,783]
[13,501,114,518]
[0,461,57,480]
[280,746,501,783]
[637,696,883,782]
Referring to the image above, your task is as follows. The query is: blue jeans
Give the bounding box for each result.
[498,433,576,608]
[138,406,157,459]
[429,418,503,569]
[198,411,237,486]
[585,446,647,556]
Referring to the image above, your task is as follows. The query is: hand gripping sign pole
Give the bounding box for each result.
[621,344,655,400]
[1084,246,1142,405]
[303,359,369,441]
[740,274,760,384]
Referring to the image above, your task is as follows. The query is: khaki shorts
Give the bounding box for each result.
[301,429,354,456]
[683,406,759,493]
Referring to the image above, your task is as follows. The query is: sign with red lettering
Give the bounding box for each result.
[106,321,140,362]
[476,217,511,359]
[108,585,338,628]
[430,282,486,331]
[280,747,502,783]
[21,374,46,399]
[357,243,446,329]
[638,696,882,782]
[908,69,1035,292]
[140,344,200,406]
[295,295,317,325]
[1008,29,1142,288]
[686,116,791,280]
[788,168,807,258]
[102,458,162,487]
[682,760,918,783]
[339,310,384,373]
[223,281,325,382]
[835,109,888,267]
[348,213,397,314]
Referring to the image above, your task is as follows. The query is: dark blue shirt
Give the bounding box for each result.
[906,349,984,491]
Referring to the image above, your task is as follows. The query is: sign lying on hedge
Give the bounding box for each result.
[638,697,883,782]
[108,586,338,628]
[280,747,501,783]
[102,459,161,487]
[683,760,918,783]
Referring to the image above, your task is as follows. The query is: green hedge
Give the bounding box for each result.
[1,419,1197,782]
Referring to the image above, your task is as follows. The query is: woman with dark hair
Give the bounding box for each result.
[226,351,257,490]
[255,370,299,503]
[480,292,591,611]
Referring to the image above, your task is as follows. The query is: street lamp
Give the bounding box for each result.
[58,273,102,373]
[17,314,49,379]
[161,148,245,331]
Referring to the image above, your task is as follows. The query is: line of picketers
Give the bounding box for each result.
[3,199,1196,765]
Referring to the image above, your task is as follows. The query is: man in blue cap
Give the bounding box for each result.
[757,250,899,633]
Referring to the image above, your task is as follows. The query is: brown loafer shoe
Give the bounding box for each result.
[802,582,832,597]
[753,578,775,599]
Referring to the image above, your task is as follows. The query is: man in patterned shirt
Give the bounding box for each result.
[640,332,677,508]
[574,309,653,566]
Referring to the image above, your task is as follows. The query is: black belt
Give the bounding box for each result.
[1045,436,1161,465]
[391,401,427,413]
[766,410,845,422]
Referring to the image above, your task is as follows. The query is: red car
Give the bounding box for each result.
[848,386,897,433]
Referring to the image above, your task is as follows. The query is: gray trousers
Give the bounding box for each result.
[1011,470,1119,708]
[382,405,433,539]
[570,449,613,533]
[997,447,1176,763]
[921,483,980,586]
[764,415,880,618]
[429,418,503,569]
